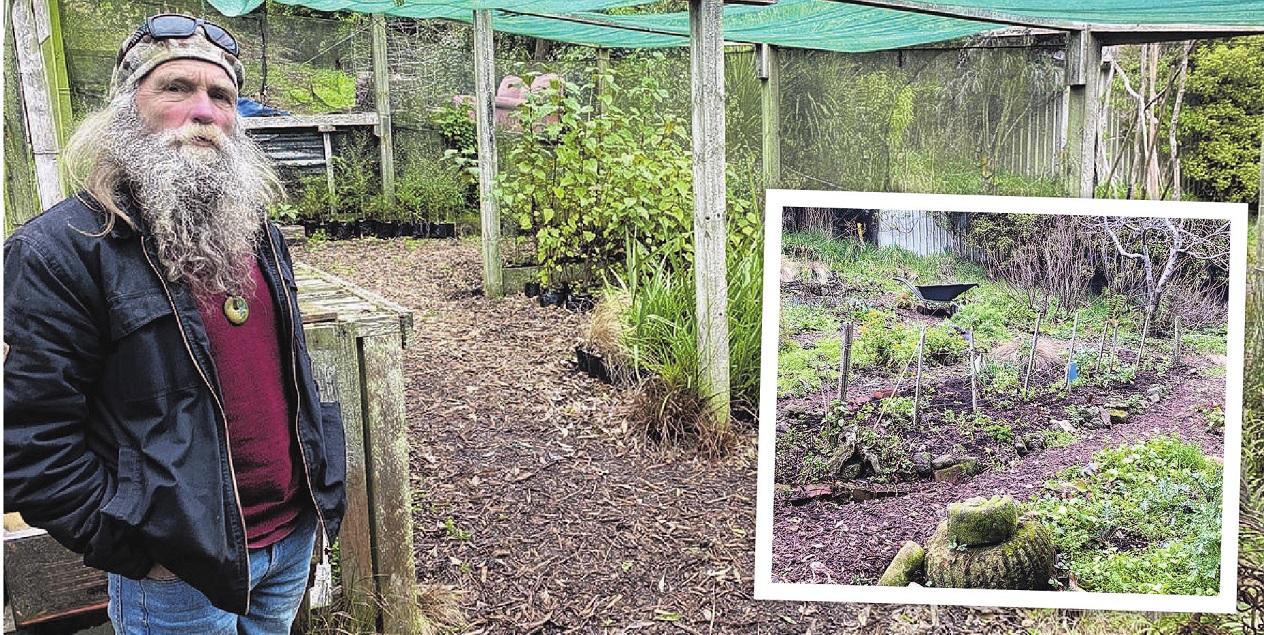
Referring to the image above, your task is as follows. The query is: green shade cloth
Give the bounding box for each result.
[206,0,1264,52]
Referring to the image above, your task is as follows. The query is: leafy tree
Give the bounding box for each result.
[1179,36,1264,204]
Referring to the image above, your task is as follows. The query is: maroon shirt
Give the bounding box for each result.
[195,260,305,548]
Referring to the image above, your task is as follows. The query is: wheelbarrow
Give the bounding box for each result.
[894,277,978,315]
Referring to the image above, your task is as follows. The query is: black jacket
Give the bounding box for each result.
[3,193,346,615]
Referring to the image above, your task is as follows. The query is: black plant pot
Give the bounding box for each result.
[413,221,430,238]
[302,219,321,236]
[523,282,541,298]
[564,294,594,313]
[325,220,352,240]
[587,354,611,384]
[575,346,591,373]
[431,222,456,239]
[538,288,567,308]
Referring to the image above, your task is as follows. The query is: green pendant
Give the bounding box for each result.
[223,296,249,326]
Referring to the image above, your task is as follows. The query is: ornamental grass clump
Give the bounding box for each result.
[602,248,763,456]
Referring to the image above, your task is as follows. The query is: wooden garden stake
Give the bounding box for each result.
[967,333,979,419]
[1172,315,1182,366]
[913,325,927,425]
[1110,320,1121,373]
[1064,311,1079,392]
[837,322,853,405]
[1022,311,1044,394]
[1138,308,1151,367]
[1095,321,1108,373]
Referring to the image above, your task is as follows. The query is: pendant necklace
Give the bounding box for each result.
[223,296,250,326]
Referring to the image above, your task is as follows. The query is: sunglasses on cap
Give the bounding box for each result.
[117,14,240,64]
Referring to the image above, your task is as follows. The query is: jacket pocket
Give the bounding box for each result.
[320,401,347,485]
[100,444,143,525]
[104,291,201,402]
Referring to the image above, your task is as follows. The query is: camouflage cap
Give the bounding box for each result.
[110,24,244,95]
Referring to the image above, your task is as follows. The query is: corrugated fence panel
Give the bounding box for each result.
[877,209,956,256]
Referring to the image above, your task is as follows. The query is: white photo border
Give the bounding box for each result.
[754,190,1247,613]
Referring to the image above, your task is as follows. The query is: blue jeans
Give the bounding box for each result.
[107,511,317,635]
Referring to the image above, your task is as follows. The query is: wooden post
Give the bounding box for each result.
[1110,319,1121,372]
[1065,30,1102,198]
[1022,310,1044,394]
[1095,320,1108,373]
[596,47,610,115]
[689,0,730,427]
[1138,308,1151,366]
[360,334,423,634]
[1064,311,1080,391]
[11,0,63,210]
[1257,127,1264,266]
[968,335,979,419]
[371,14,395,208]
[1172,315,1182,366]
[837,322,853,404]
[758,43,780,191]
[474,10,504,299]
[913,325,927,425]
[303,323,377,631]
[320,126,336,217]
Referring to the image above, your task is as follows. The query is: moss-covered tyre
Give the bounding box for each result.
[925,517,1055,590]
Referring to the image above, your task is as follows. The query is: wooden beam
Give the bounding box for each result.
[370,14,395,207]
[240,112,378,130]
[759,43,780,190]
[11,0,63,211]
[1065,30,1102,198]
[474,9,503,298]
[690,0,731,427]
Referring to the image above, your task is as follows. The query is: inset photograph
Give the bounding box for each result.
[755,191,1246,613]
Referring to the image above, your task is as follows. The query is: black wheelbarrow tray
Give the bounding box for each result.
[894,277,978,302]
[893,277,978,316]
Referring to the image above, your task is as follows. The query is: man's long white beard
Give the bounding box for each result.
[104,99,275,299]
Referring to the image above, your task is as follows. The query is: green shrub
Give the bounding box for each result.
[782,303,841,337]
[394,153,468,223]
[1024,435,1222,595]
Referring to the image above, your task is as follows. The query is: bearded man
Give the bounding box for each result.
[3,15,346,634]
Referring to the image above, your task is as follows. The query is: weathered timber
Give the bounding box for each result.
[11,0,63,210]
[474,10,503,299]
[360,334,422,634]
[370,14,395,207]
[759,43,780,191]
[302,323,375,632]
[295,262,418,632]
[3,529,106,627]
[240,112,378,130]
[1066,30,1102,198]
[294,262,413,347]
[690,0,731,426]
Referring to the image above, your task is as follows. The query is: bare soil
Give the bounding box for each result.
[772,279,1229,588]
[292,237,1230,634]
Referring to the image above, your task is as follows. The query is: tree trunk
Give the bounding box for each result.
[1167,42,1194,201]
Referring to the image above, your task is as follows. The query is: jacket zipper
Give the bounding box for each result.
[140,236,253,611]
[264,231,328,539]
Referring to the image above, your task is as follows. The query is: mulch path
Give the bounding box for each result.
[292,237,1205,634]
